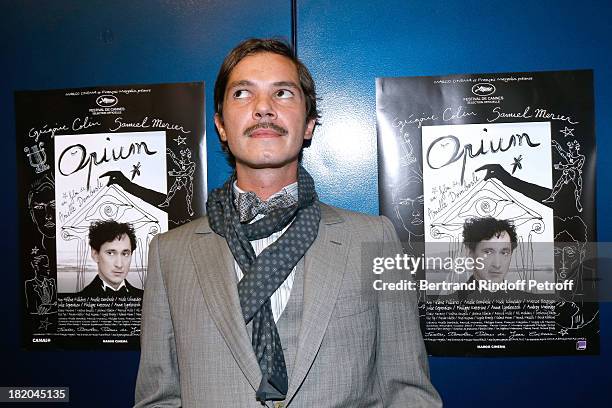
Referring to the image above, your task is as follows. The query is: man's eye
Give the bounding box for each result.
[275,89,294,99]
[233,89,250,99]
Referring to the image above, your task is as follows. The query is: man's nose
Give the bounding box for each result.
[252,94,277,120]
[115,256,125,269]
[491,253,502,269]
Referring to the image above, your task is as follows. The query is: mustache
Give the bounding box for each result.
[244,122,288,137]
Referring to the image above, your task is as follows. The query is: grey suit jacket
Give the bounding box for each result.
[135,203,441,407]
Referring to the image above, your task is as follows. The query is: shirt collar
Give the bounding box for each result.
[232,180,298,201]
[101,278,127,292]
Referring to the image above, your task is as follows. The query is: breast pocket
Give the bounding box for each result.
[332,294,375,319]
[326,294,377,352]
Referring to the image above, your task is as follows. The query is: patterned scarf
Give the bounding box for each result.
[206,165,321,402]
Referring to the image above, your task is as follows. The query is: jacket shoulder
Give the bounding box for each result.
[320,203,395,239]
[79,275,102,296]
[154,217,211,244]
[321,203,386,224]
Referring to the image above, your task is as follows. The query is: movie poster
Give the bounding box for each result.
[376,70,598,355]
[17,83,206,349]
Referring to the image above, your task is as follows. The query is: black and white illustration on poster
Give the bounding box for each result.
[16,82,206,349]
[376,70,598,356]
[54,131,168,295]
[422,122,555,293]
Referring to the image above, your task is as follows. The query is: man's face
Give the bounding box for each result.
[392,178,425,240]
[397,194,424,227]
[91,234,133,289]
[214,52,315,172]
[470,231,513,283]
[29,185,55,238]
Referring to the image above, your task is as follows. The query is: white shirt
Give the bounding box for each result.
[101,278,127,292]
[233,181,298,322]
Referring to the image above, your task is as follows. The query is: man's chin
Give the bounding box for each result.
[487,274,507,283]
[236,156,299,170]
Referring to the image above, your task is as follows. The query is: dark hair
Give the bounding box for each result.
[463,217,518,252]
[213,38,321,164]
[89,220,137,252]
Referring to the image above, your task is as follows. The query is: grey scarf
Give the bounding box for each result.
[206,166,320,402]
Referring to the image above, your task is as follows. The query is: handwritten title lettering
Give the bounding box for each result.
[426,132,540,184]
[58,138,157,189]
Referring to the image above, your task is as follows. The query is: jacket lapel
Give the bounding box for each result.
[189,219,262,392]
[286,204,350,403]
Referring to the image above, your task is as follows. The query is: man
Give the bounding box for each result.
[553,216,597,331]
[25,254,57,315]
[80,220,143,297]
[429,217,518,299]
[463,217,518,284]
[135,38,440,407]
[424,216,522,304]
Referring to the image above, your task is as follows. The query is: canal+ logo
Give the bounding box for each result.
[96,94,118,107]
[471,83,496,97]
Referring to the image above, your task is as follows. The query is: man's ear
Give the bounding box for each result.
[304,118,315,141]
[91,249,100,264]
[214,113,227,142]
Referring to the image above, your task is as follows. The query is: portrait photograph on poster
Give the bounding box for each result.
[422,121,555,294]
[54,131,168,295]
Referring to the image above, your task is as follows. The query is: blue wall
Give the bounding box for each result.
[2,0,610,406]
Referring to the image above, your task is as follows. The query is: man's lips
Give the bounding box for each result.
[251,129,281,138]
[244,122,288,138]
